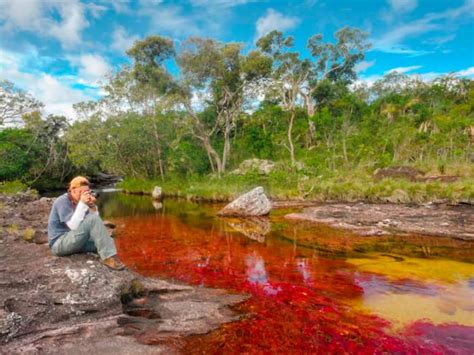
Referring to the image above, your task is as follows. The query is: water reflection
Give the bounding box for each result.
[225,217,271,243]
[296,258,313,285]
[245,253,281,296]
[152,201,162,210]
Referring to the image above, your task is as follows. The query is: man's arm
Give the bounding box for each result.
[65,201,89,230]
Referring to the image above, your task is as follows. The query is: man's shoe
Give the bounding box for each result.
[101,255,126,271]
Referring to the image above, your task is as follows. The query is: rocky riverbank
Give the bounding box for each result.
[0,194,247,353]
[285,202,474,240]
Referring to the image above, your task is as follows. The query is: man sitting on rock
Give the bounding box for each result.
[47,176,125,270]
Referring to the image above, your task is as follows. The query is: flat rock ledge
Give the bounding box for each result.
[285,202,474,240]
[0,194,248,354]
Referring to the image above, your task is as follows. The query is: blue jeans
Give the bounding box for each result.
[51,213,117,260]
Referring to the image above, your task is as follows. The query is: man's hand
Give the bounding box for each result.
[80,191,96,207]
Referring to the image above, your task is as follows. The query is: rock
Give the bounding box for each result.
[0,309,8,335]
[33,230,48,244]
[103,220,116,229]
[218,187,271,217]
[284,203,474,240]
[151,186,163,200]
[374,166,424,181]
[384,189,410,204]
[231,159,276,176]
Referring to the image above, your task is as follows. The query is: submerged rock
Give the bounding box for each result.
[218,187,271,217]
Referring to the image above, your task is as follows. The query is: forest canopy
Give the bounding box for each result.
[0,28,473,194]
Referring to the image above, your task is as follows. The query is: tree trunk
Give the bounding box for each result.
[184,100,224,177]
[288,111,296,166]
[203,136,223,177]
[302,93,316,149]
[207,150,216,173]
[152,120,165,182]
[222,116,232,173]
[304,94,315,117]
[342,137,348,163]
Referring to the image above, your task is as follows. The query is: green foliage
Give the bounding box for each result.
[0,128,36,180]
[1,30,473,200]
[0,180,29,195]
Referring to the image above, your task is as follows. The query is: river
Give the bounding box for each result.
[98,192,474,353]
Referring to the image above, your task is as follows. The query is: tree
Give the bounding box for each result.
[128,35,271,176]
[302,27,370,116]
[0,128,37,180]
[22,112,71,185]
[178,37,271,173]
[256,31,310,165]
[256,28,369,163]
[0,80,43,128]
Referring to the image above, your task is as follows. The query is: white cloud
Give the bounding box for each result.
[0,0,92,48]
[457,66,474,77]
[0,49,98,118]
[48,1,89,47]
[111,26,139,53]
[355,60,376,73]
[190,0,258,7]
[386,65,422,74]
[388,0,417,13]
[71,54,112,87]
[137,0,249,39]
[425,34,456,46]
[374,0,474,55]
[373,18,438,55]
[139,4,202,37]
[356,65,474,89]
[97,0,132,14]
[255,9,300,41]
[33,74,89,117]
[0,0,43,30]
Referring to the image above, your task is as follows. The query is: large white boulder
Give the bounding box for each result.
[152,186,163,200]
[218,187,271,217]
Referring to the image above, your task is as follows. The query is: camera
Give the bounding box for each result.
[89,190,100,198]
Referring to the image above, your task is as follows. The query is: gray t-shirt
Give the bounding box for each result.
[47,193,75,247]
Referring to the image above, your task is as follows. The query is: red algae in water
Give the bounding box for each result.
[114,213,473,354]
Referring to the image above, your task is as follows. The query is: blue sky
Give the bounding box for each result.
[1,0,473,117]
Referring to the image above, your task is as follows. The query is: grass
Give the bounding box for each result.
[0,180,28,195]
[0,180,38,196]
[7,224,19,236]
[22,228,36,242]
[117,170,474,204]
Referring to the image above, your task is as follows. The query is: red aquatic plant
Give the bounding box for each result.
[115,213,471,353]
